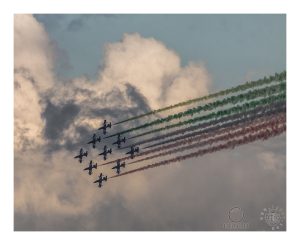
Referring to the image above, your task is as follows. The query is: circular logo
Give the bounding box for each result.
[260,206,285,230]
[229,206,244,222]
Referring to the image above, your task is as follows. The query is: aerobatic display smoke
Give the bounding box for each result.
[126,114,285,165]
[107,82,285,138]
[128,93,285,139]
[114,71,286,125]
[106,108,285,166]
[110,123,286,178]
[121,101,286,149]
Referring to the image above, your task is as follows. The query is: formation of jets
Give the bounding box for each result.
[74,119,141,188]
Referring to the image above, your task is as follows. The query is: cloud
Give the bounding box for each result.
[99,33,211,109]
[14,14,54,92]
[14,15,285,231]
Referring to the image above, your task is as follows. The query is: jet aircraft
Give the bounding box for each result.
[87,133,101,148]
[112,159,126,174]
[98,119,112,135]
[93,173,108,188]
[99,145,112,160]
[112,134,126,148]
[126,146,139,159]
[83,160,97,175]
[74,148,88,163]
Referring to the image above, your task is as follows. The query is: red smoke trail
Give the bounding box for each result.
[144,106,286,149]
[110,122,286,178]
[126,115,285,165]
[121,101,285,149]
[139,112,286,158]
[101,104,285,166]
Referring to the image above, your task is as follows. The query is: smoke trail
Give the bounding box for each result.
[110,123,286,178]
[99,103,286,166]
[100,106,285,166]
[144,104,286,149]
[128,93,286,140]
[114,71,286,125]
[121,100,286,149]
[127,114,285,165]
[107,82,285,138]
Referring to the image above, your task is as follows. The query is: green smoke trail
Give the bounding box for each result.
[129,93,286,140]
[100,104,285,166]
[127,114,286,165]
[110,123,286,179]
[114,71,286,125]
[107,82,286,138]
[120,100,286,149]
[144,105,286,149]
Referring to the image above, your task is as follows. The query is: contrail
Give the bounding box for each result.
[120,100,286,149]
[110,123,286,178]
[114,71,286,125]
[106,82,285,138]
[127,93,286,140]
[126,114,286,165]
[100,103,285,166]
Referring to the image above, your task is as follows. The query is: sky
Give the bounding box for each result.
[14,14,286,231]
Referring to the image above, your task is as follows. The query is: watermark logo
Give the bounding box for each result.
[223,206,250,230]
[260,206,285,230]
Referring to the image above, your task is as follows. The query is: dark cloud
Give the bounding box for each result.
[42,101,80,140]
[125,83,151,113]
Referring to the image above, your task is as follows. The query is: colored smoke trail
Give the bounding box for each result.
[101,103,285,166]
[126,114,286,165]
[114,71,286,125]
[121,101,286,149]
[110,123,286,178]
[128,93,286,140]
[144,105,286,149]
[107,82,285,138]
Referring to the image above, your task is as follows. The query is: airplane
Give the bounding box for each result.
[99,145,112,160]
[112,134,126,148]
[87,133,101,148]
[74,148,88,163]
[112,159,126,174]
[126,146,139,159]
[83,160,97,175]
[98,119,112,135]
[93,173,108,188]
[87,134,101,148]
